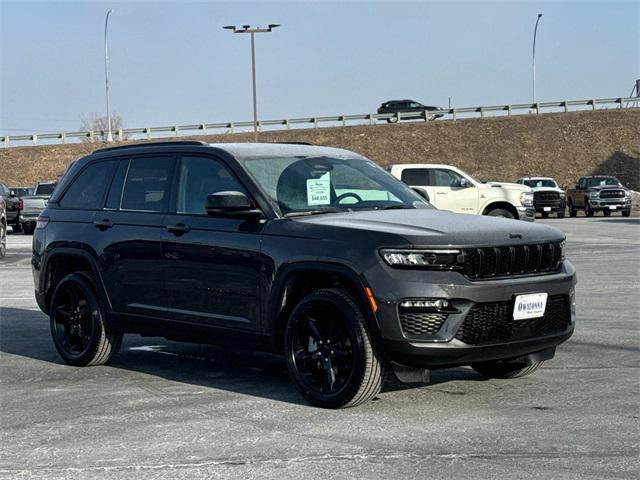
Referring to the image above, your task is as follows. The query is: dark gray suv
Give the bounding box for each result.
[33,141,576,408]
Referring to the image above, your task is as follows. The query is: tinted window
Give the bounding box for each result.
[401,168,430,186]
[105,160,130,210]
[59,161,115,209]
[586,177,620,187]
[432,169,464,187]
[121,157,172,212]
[36,183,57,195]
[0,183,9,197]
[176,156,246,215]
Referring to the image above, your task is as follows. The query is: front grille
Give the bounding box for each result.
[399,311,448,338]
[462,242,563,279]
[455,295,571,345]
[599,189,625,199]
[533,191,561,206]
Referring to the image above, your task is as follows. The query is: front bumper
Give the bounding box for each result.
[517,206,536,222]
[588,198,631,211]
[364,260,576,368]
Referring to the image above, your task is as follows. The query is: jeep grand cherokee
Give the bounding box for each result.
[33,141,576,408]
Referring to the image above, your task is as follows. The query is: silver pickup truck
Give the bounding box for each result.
[19,181,57,234]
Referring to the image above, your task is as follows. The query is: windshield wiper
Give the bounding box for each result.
[284,208,346,218]
[375,204,411,210]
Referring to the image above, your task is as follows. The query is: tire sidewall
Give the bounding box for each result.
[487,208,514,219]
[49,273,105,366]
[284,291,368,408]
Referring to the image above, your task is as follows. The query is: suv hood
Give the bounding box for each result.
[293,209,563,247]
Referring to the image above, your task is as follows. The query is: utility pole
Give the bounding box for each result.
[224,24,280,142]
[532,13,543,111]
[104,9,114,142]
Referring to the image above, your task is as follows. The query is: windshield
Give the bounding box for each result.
[241,155,429,216]
[586,177,620,188]
[13,188,33,197]
[524,179,557,188]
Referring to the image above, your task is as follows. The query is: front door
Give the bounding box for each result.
[160,154,264,331]
[429,168,479,214]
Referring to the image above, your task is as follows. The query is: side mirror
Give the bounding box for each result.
[575,184,580,189]
[411,187,430,202]
[9,190,16,197]
[205,191,262,219]
[459,178,472,188]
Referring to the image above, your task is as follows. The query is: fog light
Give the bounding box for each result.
[400,299,451,310]
[569,287,576,320]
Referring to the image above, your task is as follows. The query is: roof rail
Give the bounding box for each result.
[93,140,208,154]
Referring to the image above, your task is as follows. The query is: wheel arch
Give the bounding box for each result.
[268,262,380,352]
[41,248,111,315]
[481,201,519,218]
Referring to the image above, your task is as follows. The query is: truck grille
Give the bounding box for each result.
[599,189,625,199]
[399,311,448,338]
[455,295,571,345]
[462,242,563,279]
[533,191,562,206]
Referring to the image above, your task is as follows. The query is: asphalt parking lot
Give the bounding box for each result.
[1,216,638,479]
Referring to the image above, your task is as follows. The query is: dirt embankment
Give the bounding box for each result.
[1,108,638,190]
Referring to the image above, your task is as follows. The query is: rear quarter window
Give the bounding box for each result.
[59,160,116,210]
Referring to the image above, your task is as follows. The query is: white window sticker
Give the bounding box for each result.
[306,172,331,206]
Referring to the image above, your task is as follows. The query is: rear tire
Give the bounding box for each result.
[49,273,122,367]
[557,210,565,218]
[472,360,543,379]
[22,225,34,235]
[568,200,577,217]
[486,208,515,219]
[622,210,631,217]
[284,288,384,408]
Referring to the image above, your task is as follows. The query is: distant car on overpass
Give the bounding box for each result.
[377,99,444,123]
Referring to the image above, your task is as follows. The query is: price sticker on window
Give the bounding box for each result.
[307,172,331,206]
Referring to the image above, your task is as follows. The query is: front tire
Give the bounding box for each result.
[585,200,594,217]
[568,200,577,217]
[284,288,384,408]
[49,273,122,366]
[0,221,6,259]
[486,208,515,219]
[472,360,543,379]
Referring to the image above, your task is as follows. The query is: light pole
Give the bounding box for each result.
[224,24,280,142]
[532,13,543,110]
[104,9,114,142]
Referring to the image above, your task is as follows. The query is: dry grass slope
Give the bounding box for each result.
[1,108,638,190]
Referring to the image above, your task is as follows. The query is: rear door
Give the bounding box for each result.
[160,154,264,331]
[400,168,435,203]
[94,154,175,316]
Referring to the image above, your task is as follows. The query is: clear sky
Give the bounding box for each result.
[1,0,638,136]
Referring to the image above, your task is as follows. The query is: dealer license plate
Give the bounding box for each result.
[609,205,617,210]
[543,207,552,212]
[513,293,548,320]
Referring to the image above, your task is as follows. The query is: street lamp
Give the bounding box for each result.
[104,9,114,142]
[223,24,280,142]
[532,13,543,110]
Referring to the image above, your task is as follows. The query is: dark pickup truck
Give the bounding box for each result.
[0,181,21,232]
[566,176,632,217]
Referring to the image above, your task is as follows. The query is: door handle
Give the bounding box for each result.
[166,224,191,235]
[93,219,114,230]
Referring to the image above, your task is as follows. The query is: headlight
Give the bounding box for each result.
[588,191,600,198]
[559,240,566,261]
[380,249,461,269]
[520,192,534,207]
[625,190,631,197]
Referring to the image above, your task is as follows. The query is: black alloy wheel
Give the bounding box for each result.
[50,273,122,366]
[284,289,384,408]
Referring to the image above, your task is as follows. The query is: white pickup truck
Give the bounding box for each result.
[388,164,535,221]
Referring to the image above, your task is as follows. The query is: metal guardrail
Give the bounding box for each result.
[2,96,638,147]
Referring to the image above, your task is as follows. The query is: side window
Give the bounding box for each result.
[59,160,116,209]
[578,178,586,189]
[121,156,173,212]
[400,168,430,186]
[432,169,464,188]
[176,155,247,215]
[105,159,130,210]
